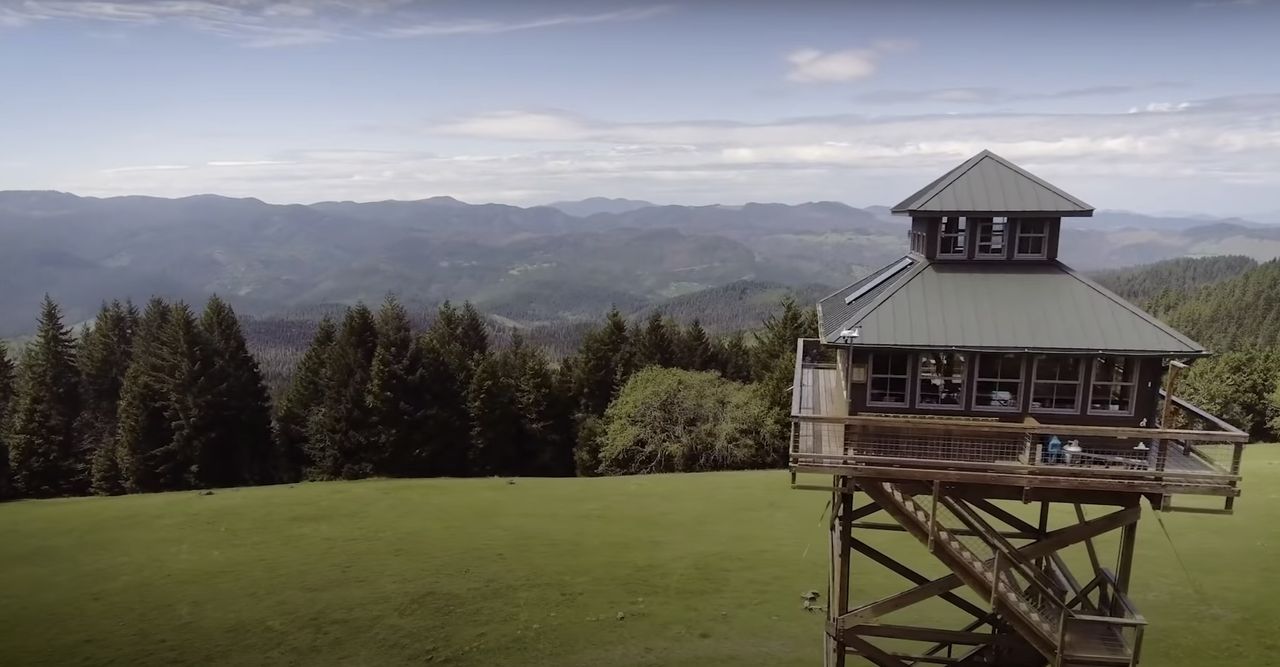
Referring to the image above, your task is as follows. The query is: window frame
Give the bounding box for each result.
[974,217,1008,259]
[972,353,1026,413]
[1014,218,1049,259]
[936,216,968,259]
[1029,356,1085,415]
[866,352,912,408]
[1086,356,1139,417]
[914,351,968,411]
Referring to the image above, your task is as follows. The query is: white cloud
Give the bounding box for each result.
[786,40,915,83]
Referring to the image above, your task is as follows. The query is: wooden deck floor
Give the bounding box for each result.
[795,363,844,457]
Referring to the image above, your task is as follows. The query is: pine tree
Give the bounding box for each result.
[752,296,819,466]
[153,302,217,490]
[573,307,632,417]
[0,342,15,498]
[199,296,275,486]
[367,295,429,475]
[306,304,378,479]
[457,302,490,362]
[116,298,175,493]
[716,332,754,382]
[421,302,481,476]
[509,336,575,476]
[8,296,82,497]
[633,312,676,369]
[466,351,522,476]
[274,316,336,482]
[678,319,715,371]
[79,301,136,495]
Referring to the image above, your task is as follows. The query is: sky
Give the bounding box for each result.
[2,0,1279,215]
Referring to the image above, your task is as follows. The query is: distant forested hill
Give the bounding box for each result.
[1153,259,1280,351]
[1090,255,1257,306]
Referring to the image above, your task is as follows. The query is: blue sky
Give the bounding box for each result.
[2,0,1279,215]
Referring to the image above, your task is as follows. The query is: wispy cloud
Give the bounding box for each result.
[786,40,915,84]
[853,82,1185,105]
[0,1,669,47]
[385,6,670,38]
[75,93,1280,208]
[101,164,190,173]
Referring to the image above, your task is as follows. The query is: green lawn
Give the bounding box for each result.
[2,446,1278,666]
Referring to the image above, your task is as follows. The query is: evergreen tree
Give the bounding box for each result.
[8,296,82,497]
[510,337,576,476]
[678,319,715,371]
[573,307,632,417]
[116,298,175,492]
[421,301,481,476]
[79,300,136,495]
[306,304,378,479]
[199,296,275,486]
[367,295,429,475]
[716,332,754,382]
[466,351,522,476]
[457,302,490,362]
[274,316,336,482]
[632,312,675,369]
[152,302,216,490]
[0,342,15,498]
[751,296,819,466]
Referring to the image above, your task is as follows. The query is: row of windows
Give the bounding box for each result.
[938,217,1047,259]
[866,352,1140,416]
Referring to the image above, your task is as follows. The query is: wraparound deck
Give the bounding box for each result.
[790,341,1248,509]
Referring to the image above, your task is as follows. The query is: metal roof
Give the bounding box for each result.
[817,258,921,343]
[891,150,1094,217]
[818,258,1204,355]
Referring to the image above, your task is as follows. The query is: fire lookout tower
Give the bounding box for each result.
[789,151,1248,666]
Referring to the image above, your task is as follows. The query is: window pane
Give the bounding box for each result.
[1021,219,1046,234]
[1037,357,1081,382]
[870,377,907,404]
[1089,384,1133,412]
[1095,357,1135,383]
[976,218,1006,256]
[918,352,966,407]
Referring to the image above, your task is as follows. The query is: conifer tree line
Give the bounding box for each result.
[0,293,817,499]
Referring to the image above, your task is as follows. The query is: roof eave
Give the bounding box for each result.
[893,209,1095,217]
[821,341,1209,357]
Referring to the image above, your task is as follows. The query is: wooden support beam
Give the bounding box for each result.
[844,624,994,646]
[1074,504,1104,580]
[845,505,1142,621]
[841,632,912,667]
[841,538,989,623]
[968,497,1040,535]
[850,521,1039,541]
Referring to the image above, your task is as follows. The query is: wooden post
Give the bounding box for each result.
[1159,361,1186,429]
[1115,518,1139,598]
[828,478,852,667]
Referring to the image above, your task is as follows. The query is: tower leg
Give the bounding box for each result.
[827,477,851,667]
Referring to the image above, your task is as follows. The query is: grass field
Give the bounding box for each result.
[2,446,1278,666]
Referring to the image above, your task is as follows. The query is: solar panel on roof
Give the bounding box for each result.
[845,257,913,305]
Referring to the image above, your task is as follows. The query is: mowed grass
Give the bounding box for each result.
[1,446,1278,666]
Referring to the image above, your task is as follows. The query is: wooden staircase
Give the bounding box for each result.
[858,481,1138,667]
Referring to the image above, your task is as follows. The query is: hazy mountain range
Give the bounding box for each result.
[3,189,1279,337]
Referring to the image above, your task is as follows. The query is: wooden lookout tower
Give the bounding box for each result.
[789,150,1249,666]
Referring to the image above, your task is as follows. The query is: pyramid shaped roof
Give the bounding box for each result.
[892,150,1093,217]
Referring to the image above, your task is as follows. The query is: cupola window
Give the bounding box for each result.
[1015,219,1049,258]
[975,218,1007,258]
[937,217,967,258]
